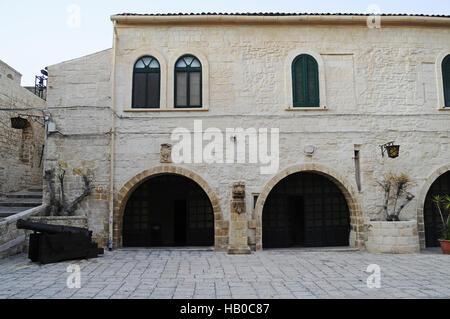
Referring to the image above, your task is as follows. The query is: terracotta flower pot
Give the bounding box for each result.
[439,240,450,255]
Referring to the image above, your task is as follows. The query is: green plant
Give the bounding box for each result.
[432,195,450,240]
[377,173,415,221]
[44,167,92,217]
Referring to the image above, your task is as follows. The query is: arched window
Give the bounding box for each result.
[443,54,450,108]
[175,55,202,108]
[292,54,320,107]
[132,56,160,108]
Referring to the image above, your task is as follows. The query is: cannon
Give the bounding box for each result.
[17,219,104,264]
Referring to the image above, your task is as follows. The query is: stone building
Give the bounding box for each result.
[44,13,450,252]
[0,60,46,195]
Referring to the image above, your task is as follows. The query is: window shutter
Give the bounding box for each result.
[306,56,320,107]
[444,56,450,107]
[293,54,320,107]
[293,56,305,106]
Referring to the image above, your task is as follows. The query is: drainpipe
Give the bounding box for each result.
[108,21,118,251]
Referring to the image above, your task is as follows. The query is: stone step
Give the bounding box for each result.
[27,187,43,193]
[266,247,361,253]
[0,206,33,218]
[0,198,42,207]
[6,191,42,199]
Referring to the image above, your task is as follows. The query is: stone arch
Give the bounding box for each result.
[253,163,364,251]
[114,166,227,251]
[416,164,450,249]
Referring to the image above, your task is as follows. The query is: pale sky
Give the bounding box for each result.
[1,0,449,86]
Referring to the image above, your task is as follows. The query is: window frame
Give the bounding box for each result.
[443,54,450,108]
[132,55,161,109]
[292,54,320,108]
[174,55,203,109]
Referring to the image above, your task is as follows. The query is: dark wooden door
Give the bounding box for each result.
[174,200,187,246]
[262,195,290,248]
[123,175,214,247]
[288,196,305,246]
[187,199,214,246]
[263,172,350,249]
[424,171,450,247]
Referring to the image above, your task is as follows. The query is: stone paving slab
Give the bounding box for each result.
[0,249,449,299]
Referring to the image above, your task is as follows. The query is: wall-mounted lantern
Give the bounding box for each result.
[380,142,400,159]
[10,116,30,129]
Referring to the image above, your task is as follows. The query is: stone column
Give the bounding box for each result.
[228,182,251,254]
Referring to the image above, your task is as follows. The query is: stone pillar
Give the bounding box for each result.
[228,182,251,254]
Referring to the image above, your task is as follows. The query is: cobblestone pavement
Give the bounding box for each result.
[0,249,449,299]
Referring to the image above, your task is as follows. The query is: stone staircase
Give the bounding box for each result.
[0,186,43,219]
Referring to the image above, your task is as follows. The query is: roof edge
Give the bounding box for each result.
[110,13,450,27]
[0,59,23,77]
[46,48,112,69]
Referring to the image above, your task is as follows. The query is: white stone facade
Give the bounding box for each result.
[0,60,46,195]
[44,14,450,251]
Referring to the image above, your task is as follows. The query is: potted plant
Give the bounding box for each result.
[431,195,450,254]
[365,173,420,254]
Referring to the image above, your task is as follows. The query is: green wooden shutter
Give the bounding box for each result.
[292,54,320,107]
[306,56,320,107]
[444,56,450,107]
[293,56,306,106]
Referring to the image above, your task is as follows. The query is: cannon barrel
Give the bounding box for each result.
[16,219,91,237]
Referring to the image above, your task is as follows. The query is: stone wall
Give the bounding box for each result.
[366,221,421,254]
[44,18,450,250]
[0,205,47,259]
[45,50,112,248]
[0,60,46,195]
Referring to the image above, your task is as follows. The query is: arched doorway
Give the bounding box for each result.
[423,171,450,247]
[19,121,34,165]
[262,172,351,248]
[122,174,214,247]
